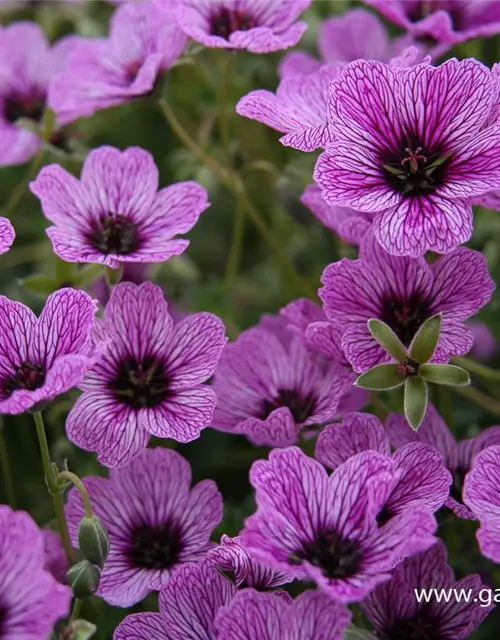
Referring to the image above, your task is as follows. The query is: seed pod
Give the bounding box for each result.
[67,560,100,599]
[78,516,110,568]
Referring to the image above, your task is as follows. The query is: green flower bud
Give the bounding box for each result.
[78,516,110,568]
[67,560,100,599]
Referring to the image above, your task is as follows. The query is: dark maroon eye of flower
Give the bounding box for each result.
[4,94,45,125]
[260,389,317,424]
[127,522,183,570]
[407,0,464,32]
[384,612,441,640]
[381,295,431,345]
[449,466,467,505]
[292,530,362,579]
[209,6,257,38]
[383,139,450,197]
[3,362,46,396]
[111,356,169,409]
[88,214,140,255]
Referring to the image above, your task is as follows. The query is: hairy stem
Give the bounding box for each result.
[58,470,93,519]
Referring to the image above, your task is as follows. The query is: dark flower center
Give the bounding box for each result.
[381,295,431,346]
[110,356,169,409]
[407,1,464,31]
[292,530,362,579]
[4,94,45,125]
[209,6,257,38]
[127,522,183,570]
[383,139,450,197]
[449,466,467,504]
[260,389,317,424]
[3,362,46,396]
[397,358,421,377]
[382,611,442,640]
[88,214,140,255]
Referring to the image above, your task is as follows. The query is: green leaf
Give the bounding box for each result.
[355,364,406,391]
[404,376,428,430]
[344,626,377,640]
[368,319,408,362]
[18,274,58,296]
[419,364,470,386]
[409,314,442,363]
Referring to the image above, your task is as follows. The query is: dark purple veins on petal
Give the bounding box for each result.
[381,294,431,346]
[260,389,317,424]
[127,522,183,570]
[88,214,140,255]
[4,94,45,124]
[293,530,363,579]
[3,362,46,396]
[209,6,257,38]
[111,356,169,409]
[382,610,443,640]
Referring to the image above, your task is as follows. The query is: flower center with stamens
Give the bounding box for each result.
[382,295,431,346]
[260,389,317,424]
[3,362,46,396]
[383,139,450,197]
[111,356,169,409]
[209,6,257,38]
[88,214,140,255]
[291,530,363,579]
[127,522,183,570]
[383,611,442,639]
[4,94,45,125]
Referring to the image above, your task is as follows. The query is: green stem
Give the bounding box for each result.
[58,470,93,519]
[0,419,16,507]
[105,263,124,288]
[453,386,500,415]
[224,200,245,289]
[452,356,500,382]
[33,411,77,565]
[219,52,235,167]
[2,150,45,218]
[437,386,453,427]
[70,598,83,623]
[158,100,316,299]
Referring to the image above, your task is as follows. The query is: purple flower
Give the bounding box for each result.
[319,231,494,373]
[241,447,437,603]
[114,559,236,639]
[387,403,500,519]
[316,412,452,526]
[0,288,99,414]
[49,2,187,125]
[67,281,226,467]
[279,8,414,78]
[30,146,209,269]
[0,218,15,255]
[464,444,500,561]
[314,58,500,256]
[42,530,68,585]
[301,184,371,245]
[209,535,292,590]
[0,506,71,639]
[67,448,222,607]
[0,22,74,166]
[365,0,500,56]
[172,0,311,53]
[362,540,493,639]
[215,589,351,640]
[236,63,341,152]
[468,320,497,361]
[212,314,348,447]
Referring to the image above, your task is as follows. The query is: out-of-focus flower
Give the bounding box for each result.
[362,540,493,638]
[31,146,209,269]
[387,403,500,519]
[468,320,497,361]
[0,288,99,414]
[42,529,68,585]
[49,2,187,124]
[171,0,311,53]
[67,282,226,467]
[215,589,351,640]
[319,231,494,373]
[114,559,236,639]
[66,448,222,607]
[0,506,71,639]
[242,447,437,603]
[315,58,500,256]
[212,314,349,447]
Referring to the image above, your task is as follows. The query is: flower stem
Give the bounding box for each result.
[452,356,500,382]
[453,386,500,415]
[219,52,235,167]
[33,411,77,565]
[58,470,93,519]
[225,199,245,289]
[0,419,16,507]
[70,598,83,623]
[158,99,316,299]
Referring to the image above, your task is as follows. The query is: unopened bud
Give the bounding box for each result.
[67,560,100,599]
[78,516,110,568]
